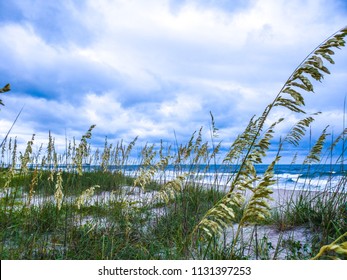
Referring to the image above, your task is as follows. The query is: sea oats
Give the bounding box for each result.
[312,232,347,259]
[54,171,64,210]
[72,125,96,175]
[20,134,35,175]
[192,26,347,254]
[76,185,100,209]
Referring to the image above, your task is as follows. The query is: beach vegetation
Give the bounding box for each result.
[1,27,347,259]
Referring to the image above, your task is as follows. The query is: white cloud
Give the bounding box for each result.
[1,0,347,161]
[159,94,202,119]
[0,24,57,74]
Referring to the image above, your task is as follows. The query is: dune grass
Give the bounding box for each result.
[0,128,346,260]
[1,27,347,260]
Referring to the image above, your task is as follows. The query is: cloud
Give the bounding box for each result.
[0,0,347,162]
[0,0,91,45]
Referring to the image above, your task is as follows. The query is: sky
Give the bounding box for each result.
[0,0,347,163]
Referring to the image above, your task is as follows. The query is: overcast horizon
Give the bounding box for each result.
[1,0,347,163]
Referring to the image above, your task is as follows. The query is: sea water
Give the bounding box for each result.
[20,163,346,192]
[117,164,346,192]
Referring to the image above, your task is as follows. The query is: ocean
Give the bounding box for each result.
[116,163,347,192]
[23,163,346,192]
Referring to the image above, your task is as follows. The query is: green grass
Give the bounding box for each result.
[0,171,228,259]
[1,166,345,260]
